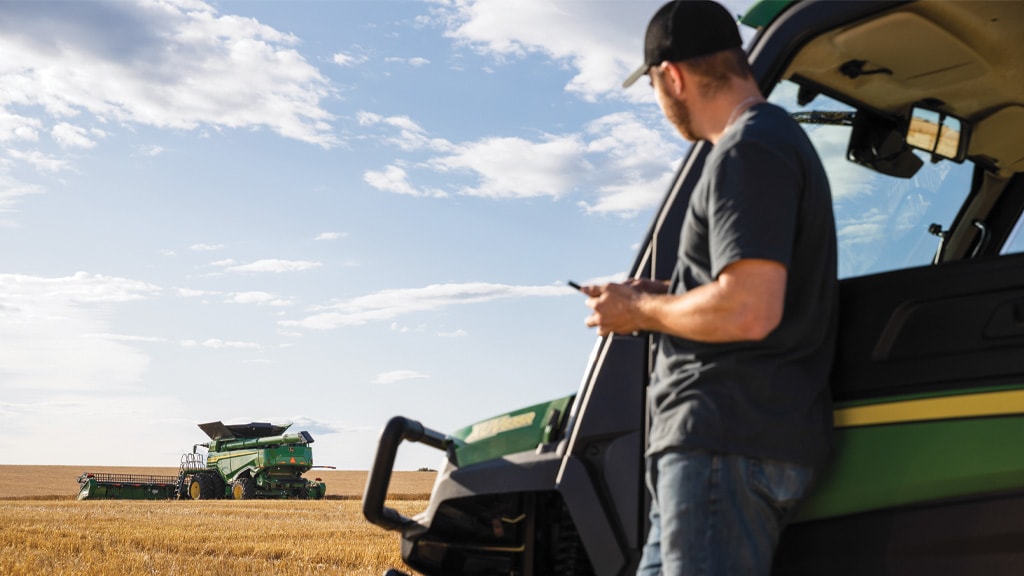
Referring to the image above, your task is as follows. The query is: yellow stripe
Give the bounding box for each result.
[834,389,1024,428]
[208,450,258,463]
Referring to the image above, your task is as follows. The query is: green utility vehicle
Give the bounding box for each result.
[363,0,1024,574]
[77,421,326,500]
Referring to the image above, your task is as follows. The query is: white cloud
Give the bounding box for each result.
[350,1,755,214]
[372,370,429,385]
[0,111,41,142]
[51,122,97,149]
[333,51,368,67]
[364,164,447,198]
[261,415,358,435]
[0,0,337,147]
[385,56,431,67]
[1,271,160,304]
[315,231,347,241]
[225,291,294,306]
[436,0,658,101]
[838,211,887,246]
[199,338,261,350]
[436,0,754,102]
[84,333,166,343]
[0,174,44,212]
[283,281,569,330]
[0,272,161,390]
[365,164,416,195]
[356,111,454,152]
[0,395,192,465]
[360,109,681,214]
[178,338,261,350]
[432,134,590,199]
[225,259,322,273]
[579,176,673,216]
[190,243,223,252]
[6,148,70,172]
[437,328,467,337]
[136,144,166,157]
[578,112,684,215]
[806,125,876,201]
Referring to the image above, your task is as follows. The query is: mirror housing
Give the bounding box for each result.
[905,105,971,162]
[847,109,923,179]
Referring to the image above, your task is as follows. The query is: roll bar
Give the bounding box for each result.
[362,416,451,531]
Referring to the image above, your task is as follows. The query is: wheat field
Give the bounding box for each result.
[0,465,435,576]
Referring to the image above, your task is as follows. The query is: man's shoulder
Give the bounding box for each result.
[743,103,805,142]
[713,103,819,171]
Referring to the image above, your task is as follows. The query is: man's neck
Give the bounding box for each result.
[705,88,765,145]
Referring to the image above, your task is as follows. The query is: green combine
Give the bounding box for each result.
[77,421,327,500]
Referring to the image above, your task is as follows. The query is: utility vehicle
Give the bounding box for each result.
[364,1,1024,573]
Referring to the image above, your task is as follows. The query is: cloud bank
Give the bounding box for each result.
[284,281,572,330]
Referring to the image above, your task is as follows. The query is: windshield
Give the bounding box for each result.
[768,80,974,279]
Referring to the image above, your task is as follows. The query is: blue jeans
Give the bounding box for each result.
[636,450,815,576]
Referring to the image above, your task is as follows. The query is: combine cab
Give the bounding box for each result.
[77,421,327,500]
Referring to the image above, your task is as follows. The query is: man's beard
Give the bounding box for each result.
[664,94,700,142]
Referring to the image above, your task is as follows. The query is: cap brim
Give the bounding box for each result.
[622,63,650,88]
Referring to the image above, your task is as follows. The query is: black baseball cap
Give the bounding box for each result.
[623,0,742,88]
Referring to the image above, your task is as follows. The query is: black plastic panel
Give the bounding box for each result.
[774,490,1024,575]
[832,253,1024,402]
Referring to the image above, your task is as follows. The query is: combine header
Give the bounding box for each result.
[77,421,327,500]
[77,471,183,500]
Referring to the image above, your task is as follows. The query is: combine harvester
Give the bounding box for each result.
[77,421,327,500]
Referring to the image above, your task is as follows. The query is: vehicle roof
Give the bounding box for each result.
[773,0,1023,175]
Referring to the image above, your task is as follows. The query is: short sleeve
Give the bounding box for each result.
[705,139,801,279]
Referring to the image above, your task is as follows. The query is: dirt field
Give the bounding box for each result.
[0,465,435,575]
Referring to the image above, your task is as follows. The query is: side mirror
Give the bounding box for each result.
[905,105,970,162]
[847,109,923,179]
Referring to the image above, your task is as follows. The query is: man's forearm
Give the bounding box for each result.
[633,260,785,342]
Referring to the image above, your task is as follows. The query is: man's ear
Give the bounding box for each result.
[660,61,686,98]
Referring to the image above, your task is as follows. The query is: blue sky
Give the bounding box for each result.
[0,0,754,471]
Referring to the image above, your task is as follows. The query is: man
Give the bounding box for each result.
[579,1,838,574]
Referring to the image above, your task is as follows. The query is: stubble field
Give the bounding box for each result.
[0,465,435,575]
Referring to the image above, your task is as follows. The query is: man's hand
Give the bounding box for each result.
[578,259,786,342]
[582,283,645,337]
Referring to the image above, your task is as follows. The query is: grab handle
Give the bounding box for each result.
[362,416,449,531]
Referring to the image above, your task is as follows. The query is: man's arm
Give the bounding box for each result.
[583,258,786,342]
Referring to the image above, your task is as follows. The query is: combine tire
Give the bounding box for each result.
[211,474,226,499]
[307,484,326,500]
[189,474,218,500]
[232,477,256,500]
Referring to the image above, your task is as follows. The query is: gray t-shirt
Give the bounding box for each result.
[647,102,838,469]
